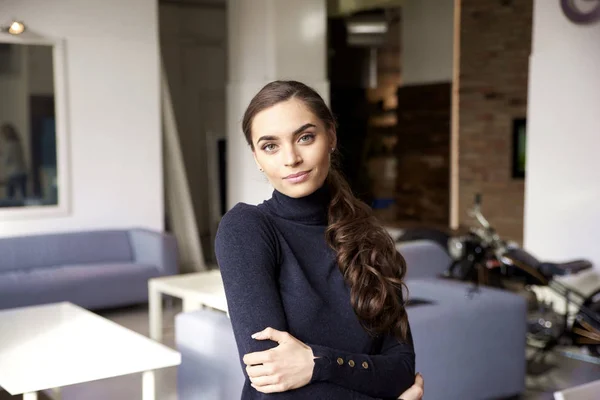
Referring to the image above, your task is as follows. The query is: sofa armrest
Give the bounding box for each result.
[128,229,179,275]
[397,240,453,280]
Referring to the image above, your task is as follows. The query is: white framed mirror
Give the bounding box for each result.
[0,34,70,220]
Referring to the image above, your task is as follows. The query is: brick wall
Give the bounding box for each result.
[458,0,533,243]
[395,83,451,225]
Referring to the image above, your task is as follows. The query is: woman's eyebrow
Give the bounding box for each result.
[292,123,316,136]
[256,135,279,144]
[256,123,316,144]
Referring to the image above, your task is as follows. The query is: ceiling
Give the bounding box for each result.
[160,0,406,15]
[159,0,407,16]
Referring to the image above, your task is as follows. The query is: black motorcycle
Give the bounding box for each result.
[445,194,600,361]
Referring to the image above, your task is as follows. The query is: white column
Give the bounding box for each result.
[227,0,329,208]
[524,0,600,271]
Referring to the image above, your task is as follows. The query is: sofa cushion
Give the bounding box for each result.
[0,262,161,310]
[405,279,527,400]
[0,230,134,272]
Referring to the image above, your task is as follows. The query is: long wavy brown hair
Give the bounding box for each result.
[242,81,409,342]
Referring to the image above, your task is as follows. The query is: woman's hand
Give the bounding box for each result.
[243,327,315,393]
[398,373,424,400]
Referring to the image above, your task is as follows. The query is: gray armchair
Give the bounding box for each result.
[175,240,526,399]
[408,278,527,400]
[176,308,244,400]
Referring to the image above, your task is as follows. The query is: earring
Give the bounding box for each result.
[330,147,335,153]
[260,168,263,172]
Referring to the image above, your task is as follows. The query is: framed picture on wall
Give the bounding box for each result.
[512,118,527,179]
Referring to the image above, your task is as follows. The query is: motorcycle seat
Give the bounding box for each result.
[539,259,593,276]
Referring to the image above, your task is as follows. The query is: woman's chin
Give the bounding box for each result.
[278,180,319,198]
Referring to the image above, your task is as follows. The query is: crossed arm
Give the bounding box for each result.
[215,205,416,399]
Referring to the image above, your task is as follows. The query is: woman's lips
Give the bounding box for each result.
[284,170,311,184]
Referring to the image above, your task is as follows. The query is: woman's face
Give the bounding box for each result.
[251,98,336,199]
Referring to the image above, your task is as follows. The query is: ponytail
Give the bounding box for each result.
[326,168,409,341]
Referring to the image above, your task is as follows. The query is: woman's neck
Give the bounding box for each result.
[265,183,331,225]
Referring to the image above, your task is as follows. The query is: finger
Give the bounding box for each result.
[252,327,288,343]
[249,374,280,387]
[414,373,424,388]
[246,364,274,378]
[243,349,275,366]
[251,383,286,393]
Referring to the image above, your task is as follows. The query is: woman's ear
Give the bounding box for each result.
[252,152,264,172]
[328,128,337,152]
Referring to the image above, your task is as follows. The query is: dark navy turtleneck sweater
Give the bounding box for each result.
[215,184,415,400]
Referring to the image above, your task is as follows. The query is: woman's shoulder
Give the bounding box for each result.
[215,202,280,262]
[216,202,274,240]
[219,202,265,227]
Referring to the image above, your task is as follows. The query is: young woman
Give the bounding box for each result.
[0,123,28,200]
[215,81,423,400]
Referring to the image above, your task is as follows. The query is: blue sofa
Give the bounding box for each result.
[0,228,178,310]
[175,240,527,400]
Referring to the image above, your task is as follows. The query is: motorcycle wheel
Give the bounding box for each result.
[576,289,600,358]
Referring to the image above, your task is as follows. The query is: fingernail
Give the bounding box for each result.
[251,332,259,339]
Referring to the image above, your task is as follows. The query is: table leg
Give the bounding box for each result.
[142,370,155,400]
[182,297,201,313]
[149,283,163,342]
[23,392,37,400]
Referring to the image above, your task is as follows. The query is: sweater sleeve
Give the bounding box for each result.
[308,327,415,399]
[215,204,380,400]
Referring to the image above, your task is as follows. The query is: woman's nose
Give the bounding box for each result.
[284,146,302,167]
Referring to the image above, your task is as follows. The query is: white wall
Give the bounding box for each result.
[0,0,163,237]
[524,0,600,271]
[227,0,328,207]
[401,0,454,85]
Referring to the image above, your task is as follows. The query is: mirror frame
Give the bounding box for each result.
[0,34,70,220]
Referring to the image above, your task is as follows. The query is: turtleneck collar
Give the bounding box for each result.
[264,183,331,225]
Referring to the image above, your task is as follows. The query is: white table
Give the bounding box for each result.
[0,302,181,400]
[148,270,229,342]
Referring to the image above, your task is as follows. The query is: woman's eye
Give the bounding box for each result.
[263,144,277,152]
[299,134,315,143]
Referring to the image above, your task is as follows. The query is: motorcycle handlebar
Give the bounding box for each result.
[469,193,491,230]
[474,209,491,230]
[468,192,502,246]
